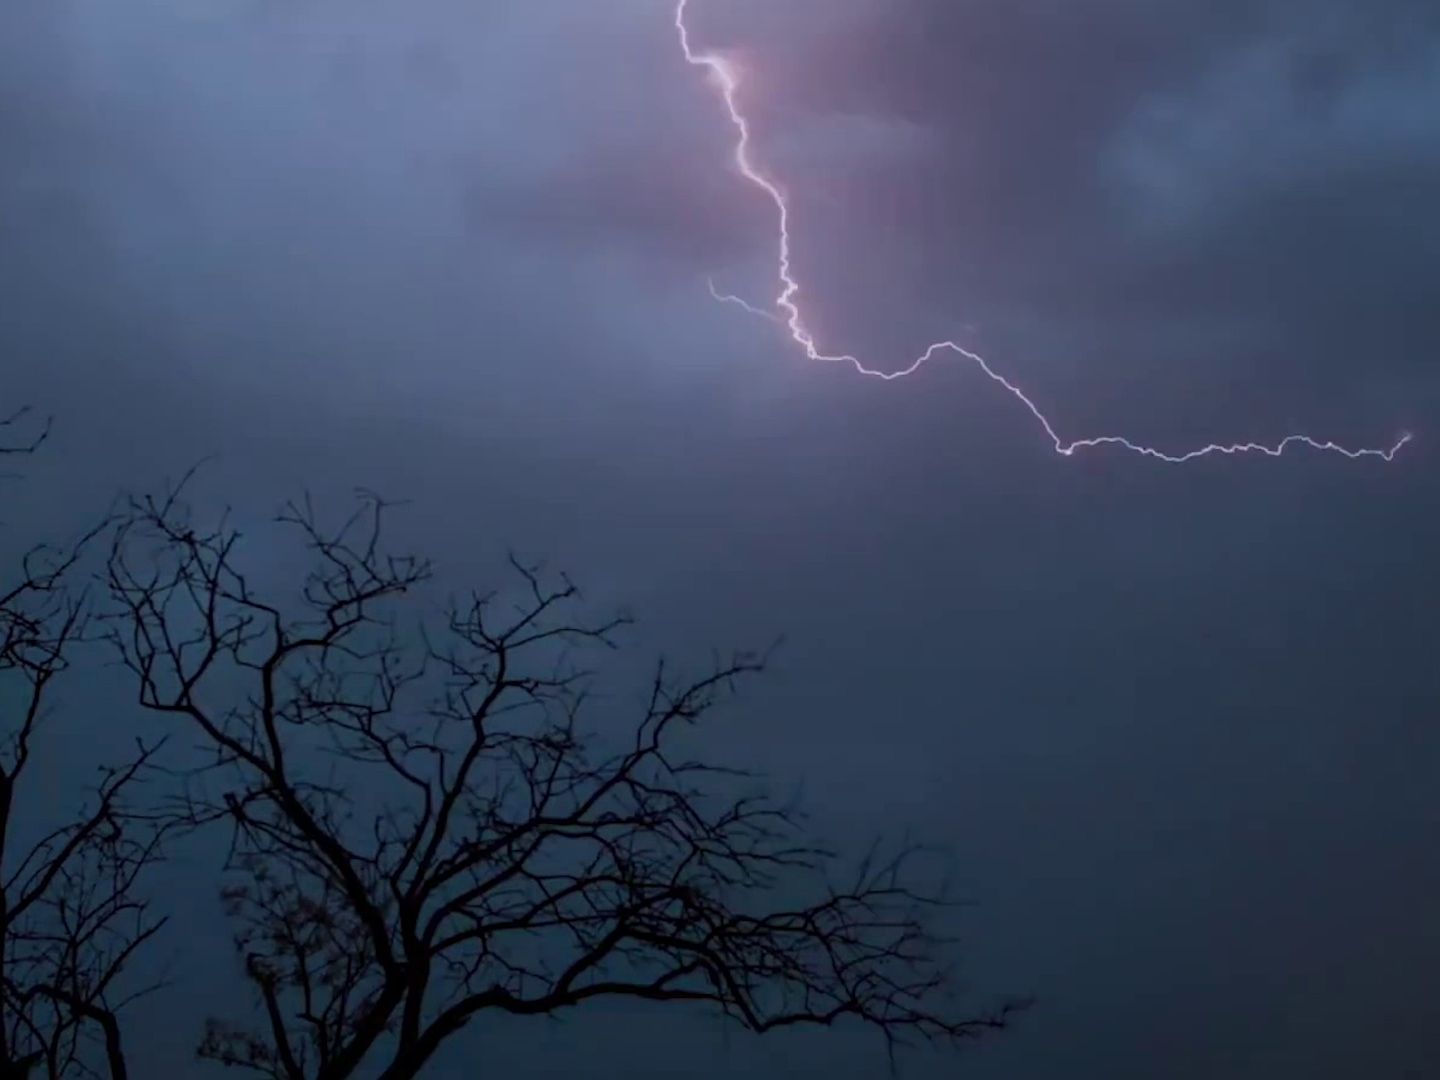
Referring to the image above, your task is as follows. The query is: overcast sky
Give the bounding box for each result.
[3,0,1439,1076]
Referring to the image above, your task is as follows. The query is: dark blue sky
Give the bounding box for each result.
[2,1,1438,1076]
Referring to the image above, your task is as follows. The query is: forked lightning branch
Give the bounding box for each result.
[674,0,1409,464]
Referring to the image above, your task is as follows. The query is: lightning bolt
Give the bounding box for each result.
[675,0,1410,463]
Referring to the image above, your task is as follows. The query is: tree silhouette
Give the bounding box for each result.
[0,409,48,466]
[0,411,166,1079]
[103,479,1019,1079]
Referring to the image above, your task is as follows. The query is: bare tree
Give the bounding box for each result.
[0,409,49,467]
[104,480,1020,1080]
[0,411,167,1079]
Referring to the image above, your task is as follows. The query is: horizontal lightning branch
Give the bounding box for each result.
[675,0,1410,464]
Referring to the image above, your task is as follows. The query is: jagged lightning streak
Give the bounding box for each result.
[675,0,1410,463]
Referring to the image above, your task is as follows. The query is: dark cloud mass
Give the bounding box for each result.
[2,0,1439,1077]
